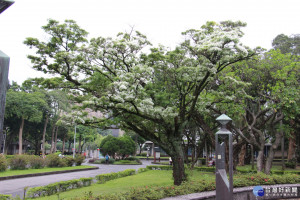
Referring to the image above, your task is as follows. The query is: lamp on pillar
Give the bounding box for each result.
[215,114,233,200]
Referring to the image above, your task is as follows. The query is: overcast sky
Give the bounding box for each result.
[0,0,299,84]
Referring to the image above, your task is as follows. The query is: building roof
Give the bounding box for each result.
[0,0,14,14]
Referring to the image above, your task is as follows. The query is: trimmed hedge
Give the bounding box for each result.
[146,165,173,170]
[0,194,11,200]
[95,169,136,184]
[26,177,93,198]
[83,173,300,200]
[236,168,300,175]
[26,169,137,198]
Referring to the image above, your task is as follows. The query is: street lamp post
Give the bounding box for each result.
[215,114,233,200]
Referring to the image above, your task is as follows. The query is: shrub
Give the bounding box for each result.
[95,169,136,184]
[74,154,85,166]
[146,165,173,170]
[0,154,8,172]
[9,155,28,170]
[80,177,93,186]
[27,178,94,198]
[125,157,142,164]
[63,156,74,167]
[137,167,149,173]
[28,156,45,169]
[285,158,297,169]
[98,158,115,164]
[140,152,147,156]
[45,154,64,167]
[0,194,12,200]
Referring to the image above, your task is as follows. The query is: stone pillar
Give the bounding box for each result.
[0,51,10,153]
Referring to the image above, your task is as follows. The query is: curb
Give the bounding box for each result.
[160,184,300,200]
[0,166,99,181]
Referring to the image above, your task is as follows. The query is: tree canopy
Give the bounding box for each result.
[24,19,256,185]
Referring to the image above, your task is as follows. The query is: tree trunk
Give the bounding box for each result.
[256,150,264,172]
[205,140,208,166]
[54,126,58,152]
[41,115,49,157]
[62,134,66,154]
[68,139,72,153]
[170,139,187,186]
[265,147,275,174]
[78,134,82,153]
[251,144,254,170]
[287,131,296,160]
[265,131,282,174]
[50,125,56,153]
[18,117,25,155]
[238,144,246,166]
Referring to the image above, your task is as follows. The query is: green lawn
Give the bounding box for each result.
[0,165,95,177]
[34,170,214,200]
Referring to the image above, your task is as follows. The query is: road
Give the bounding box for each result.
[0,159,153,197]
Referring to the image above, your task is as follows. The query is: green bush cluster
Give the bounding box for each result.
[0,154,8,172]
[79,173,300,200]
[45,154,65,167]
[26,177,93,198]
[74,154,85,166]
[95,158,115,164]
[236,168,300,175]
[137,167,149,173]
[146,165,173,170]
[28,156,45,169]
[9,155,28,170]
[95,169,136,184]
[63,156,75,167]
[94,180,216,200]
[194,166,215,172]
[0,154,84,171]
[138,152,147,157]
[0,194,12,200]
[26,169,137,198]
[285,158,297,169]
[233,172,300,187]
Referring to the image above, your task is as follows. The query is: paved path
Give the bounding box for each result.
[0,159,152,197]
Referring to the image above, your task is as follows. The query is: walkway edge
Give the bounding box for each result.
[0,166,99,181]
[160,184,300,200]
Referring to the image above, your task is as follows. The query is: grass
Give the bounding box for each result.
[0,165,95,177]
[34,170,215,200]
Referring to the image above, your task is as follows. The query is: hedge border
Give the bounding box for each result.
[26,169,138,198]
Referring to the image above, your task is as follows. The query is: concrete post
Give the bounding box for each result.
[215,114,233,200]
[0,50,10,152]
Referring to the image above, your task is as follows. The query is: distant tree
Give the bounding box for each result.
[117,135,136,159]
[100,135,120,158]
[124,131,146,155]
[5,83,48,154]
[272,34,300,55]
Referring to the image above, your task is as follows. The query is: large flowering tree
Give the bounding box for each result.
[24,19,255,185]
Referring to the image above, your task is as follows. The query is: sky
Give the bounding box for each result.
[0,0,299,84]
